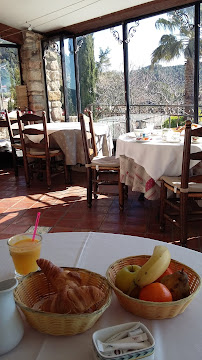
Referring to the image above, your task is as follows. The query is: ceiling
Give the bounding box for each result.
[0,0,153,34]
[0,0,196,43]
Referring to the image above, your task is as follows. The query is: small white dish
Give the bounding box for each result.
[92,322,155,360]
[133,129,150,136]
[127,132,136,138]
[192,137,200,144]
[150,130,161,136]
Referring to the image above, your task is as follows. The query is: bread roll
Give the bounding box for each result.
[41,285,104,314]
[36,258,81,291]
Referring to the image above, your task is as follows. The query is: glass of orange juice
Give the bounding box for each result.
[7,233,42,278]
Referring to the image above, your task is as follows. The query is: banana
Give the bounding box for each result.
[134,245,171,288]
[127,280,141,298]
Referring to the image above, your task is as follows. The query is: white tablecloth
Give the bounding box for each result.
[116,133,202,181]
[25,122,113,165]
[0,232,201,360]
[116,133,202,200]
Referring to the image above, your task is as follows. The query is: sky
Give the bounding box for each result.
[94,14,185,71]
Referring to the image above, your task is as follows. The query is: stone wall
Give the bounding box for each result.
[20,31,47,115]
[20,31,64,122]
[44,48,63,122]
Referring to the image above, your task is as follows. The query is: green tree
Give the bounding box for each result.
[78,34,97,111]
[151,8,198,115]
[96,47,111,75]
[0,47,20,110]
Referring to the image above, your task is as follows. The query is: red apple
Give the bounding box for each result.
[156,267,173,282]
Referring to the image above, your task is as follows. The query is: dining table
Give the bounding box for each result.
[24,121,113,166]
[116,130,202,200]
[0,231,201,360]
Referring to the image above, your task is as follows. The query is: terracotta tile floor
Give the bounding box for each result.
[0,164,202,252]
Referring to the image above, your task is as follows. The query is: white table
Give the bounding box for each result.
[116,133,202,200]
[0,232,201,360]
[25,122,113,165]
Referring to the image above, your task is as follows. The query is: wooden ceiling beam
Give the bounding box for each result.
[0,23,23,45]
[47,0,198,36]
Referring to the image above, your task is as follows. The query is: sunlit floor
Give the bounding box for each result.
[0,162,202,252]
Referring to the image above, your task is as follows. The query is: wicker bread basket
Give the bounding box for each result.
[14,267,112,336]
[106,256,201,320]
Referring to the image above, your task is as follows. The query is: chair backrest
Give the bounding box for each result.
[79,111,97,164]
[5,110,40,146]
[5,110,20,145]
[17,111,42,125]
[181,120,202,189]
[17,111,49,158]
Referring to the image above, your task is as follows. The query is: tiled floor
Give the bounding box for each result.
[0,162,202,252]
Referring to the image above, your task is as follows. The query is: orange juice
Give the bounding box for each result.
[8,234,42,276]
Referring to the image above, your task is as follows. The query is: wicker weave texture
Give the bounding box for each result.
[14,267,112,336]
[106,256,201,320]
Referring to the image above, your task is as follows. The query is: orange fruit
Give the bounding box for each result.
[139,282,173,302]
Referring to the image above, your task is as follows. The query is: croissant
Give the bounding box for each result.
[36,258,81,291]
[41,285,104,314]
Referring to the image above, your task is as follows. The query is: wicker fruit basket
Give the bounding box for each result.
[106,256,201,320]
[14,267,112,336]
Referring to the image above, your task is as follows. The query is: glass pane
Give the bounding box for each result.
[77,27,125,139]
[43,39,64,122]
[0,47,21,112]
[0,39,16,45]
[63,38,77,119]
[128,6,195,130]
[199,4,202,125]
[77,33,97,112]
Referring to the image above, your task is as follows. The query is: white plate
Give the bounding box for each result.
[136,138,152,143]
[162,136,181,143]
[165,139,181,143]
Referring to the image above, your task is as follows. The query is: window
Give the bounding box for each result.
[43,4,200,132]
[63,38,77,118]
[199,3,202,124]
[128,6,195,130]
[76,27,125,139]
[0,42,21,112]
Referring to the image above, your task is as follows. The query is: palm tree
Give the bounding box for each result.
[151,8,196,116]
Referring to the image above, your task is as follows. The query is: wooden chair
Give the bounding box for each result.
[17,110,68,190]
[79,111,124,210]
[5,110,24,176]
[159,120,202,246]
[5,110,39,176]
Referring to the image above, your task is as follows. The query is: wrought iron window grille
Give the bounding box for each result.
[43,40,60,59]
[110,23,139,44]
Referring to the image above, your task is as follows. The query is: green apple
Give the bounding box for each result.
[115,265,141,293]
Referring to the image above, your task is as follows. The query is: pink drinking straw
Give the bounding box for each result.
[32,212,41,241]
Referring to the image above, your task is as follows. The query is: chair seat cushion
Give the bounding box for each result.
[90,155,120,168]
[29,148,60,156]
[12,143,22,149]
[161,175,202,192]
[13,135,21,146]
